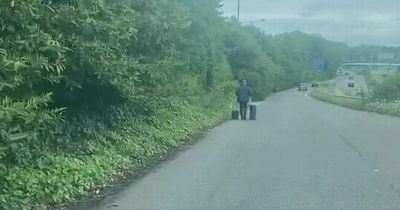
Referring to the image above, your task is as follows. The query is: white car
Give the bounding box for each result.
[298,83,308,91]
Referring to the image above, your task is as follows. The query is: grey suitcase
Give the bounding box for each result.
[232,110,239,120]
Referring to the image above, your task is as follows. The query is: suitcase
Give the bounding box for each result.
[249,104,257,120]
[231,110,239,120]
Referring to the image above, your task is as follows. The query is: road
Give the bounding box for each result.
[333,74,369,96]
[87,89,400,210]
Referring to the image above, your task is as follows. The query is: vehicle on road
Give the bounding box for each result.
[311,82,319,87]
[337,68,343,74]
[348,81,355,88]
[345,72,350,76]
[298,83,308,91]
[348,75,354,80]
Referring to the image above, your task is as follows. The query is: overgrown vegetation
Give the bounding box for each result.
[1,0,349,208]
[369,72,400,101]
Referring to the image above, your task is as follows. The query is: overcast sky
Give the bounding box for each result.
[222,0,400,46]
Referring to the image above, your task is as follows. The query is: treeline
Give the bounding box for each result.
[1,0,346,208]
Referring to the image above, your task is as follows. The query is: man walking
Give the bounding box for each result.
[236,80,252,120]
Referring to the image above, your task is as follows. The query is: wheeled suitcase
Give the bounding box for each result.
[231,110,239,120]
[249,104,257,120]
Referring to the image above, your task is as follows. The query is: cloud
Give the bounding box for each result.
[222,0,400,46]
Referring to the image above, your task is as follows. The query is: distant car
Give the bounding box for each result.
[298,83,308,91]
[337,68,343,74]
[348,81,355,88]
[348,75,354,80]
[311,82,319,87]
[345,72,350,76]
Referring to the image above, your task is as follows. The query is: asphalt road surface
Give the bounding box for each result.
[333,74,369,96]
[88,89,400,210]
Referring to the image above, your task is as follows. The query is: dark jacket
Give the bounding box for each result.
[236,85,252,103]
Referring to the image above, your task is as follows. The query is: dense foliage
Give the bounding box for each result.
[369,72,400,101]
[223,27,347,99]
[1,0,349,208]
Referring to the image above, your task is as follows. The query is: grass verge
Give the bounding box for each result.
[310,90,366,111]
[310,89,400,117]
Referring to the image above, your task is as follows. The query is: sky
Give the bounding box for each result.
[222,0,400,46]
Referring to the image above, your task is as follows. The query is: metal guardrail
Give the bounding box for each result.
[342,63,400,67]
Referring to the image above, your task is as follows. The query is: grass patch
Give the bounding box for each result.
[311,89,400,117]
[364,101,400,117]
[310,90,366,111]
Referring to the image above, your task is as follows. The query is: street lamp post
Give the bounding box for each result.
[237,0,240,21]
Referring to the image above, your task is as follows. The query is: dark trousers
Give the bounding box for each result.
[239,102,248,120]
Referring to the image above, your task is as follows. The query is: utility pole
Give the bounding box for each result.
[237,0,240,21]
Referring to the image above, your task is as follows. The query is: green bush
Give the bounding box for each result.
[370,73,400,101]
[0,96,230,209]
